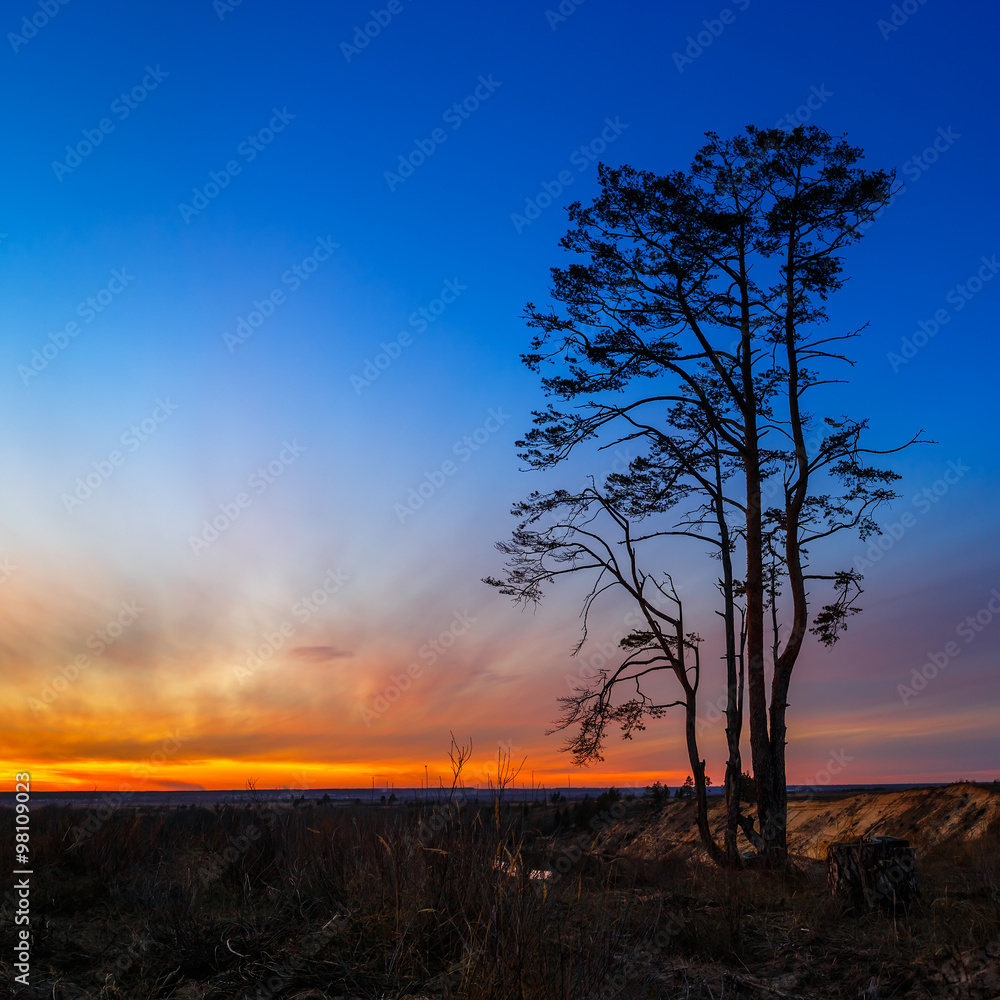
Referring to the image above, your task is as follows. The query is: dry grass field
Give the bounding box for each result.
[1,784,998,998]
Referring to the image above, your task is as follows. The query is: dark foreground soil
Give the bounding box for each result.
[1,784,998,998]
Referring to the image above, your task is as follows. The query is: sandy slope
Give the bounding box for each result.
[783,783,1000,858]
[602,782,1000,861]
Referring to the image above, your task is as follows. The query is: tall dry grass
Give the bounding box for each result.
[0,788,997,997]
[0,796,664,998]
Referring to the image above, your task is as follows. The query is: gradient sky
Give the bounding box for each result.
[1,0,998,794]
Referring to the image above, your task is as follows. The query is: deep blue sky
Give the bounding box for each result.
[1,0,998,789]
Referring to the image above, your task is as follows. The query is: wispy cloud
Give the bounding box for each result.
[290,645,354,662]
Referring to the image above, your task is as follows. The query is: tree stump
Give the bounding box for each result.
[827,836,917,910]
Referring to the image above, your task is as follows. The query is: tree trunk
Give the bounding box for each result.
[745,435,778,858]
[684,689,726,866]
[723,721,742,865]
[764,699,788,857]
[716,479,745,867]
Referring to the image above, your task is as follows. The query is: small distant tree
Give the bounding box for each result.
[643,781,670,807]
[573,794,597,829]
[740,771,757,804]
[595,787,621,812]
[677,776,695,801]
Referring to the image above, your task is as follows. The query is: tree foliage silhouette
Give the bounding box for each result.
[488,125,920,862]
